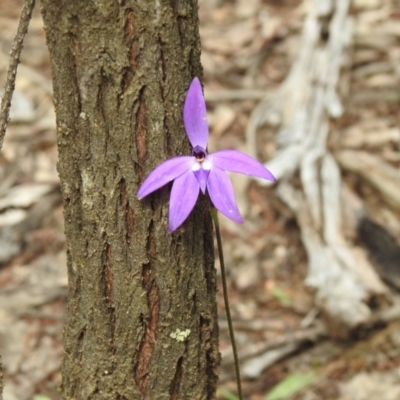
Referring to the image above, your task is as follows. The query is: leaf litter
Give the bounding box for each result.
[1,0,400,399]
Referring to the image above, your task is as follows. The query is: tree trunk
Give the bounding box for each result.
[40,1,219,399]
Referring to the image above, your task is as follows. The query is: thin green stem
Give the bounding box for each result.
[211,208,243,400]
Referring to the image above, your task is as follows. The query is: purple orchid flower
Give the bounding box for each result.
[137,77,276,232]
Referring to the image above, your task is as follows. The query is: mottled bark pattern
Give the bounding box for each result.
[40,1,219,398]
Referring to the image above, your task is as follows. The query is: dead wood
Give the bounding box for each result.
[247,0,391,339]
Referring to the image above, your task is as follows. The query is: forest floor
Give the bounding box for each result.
[1,0,400,399]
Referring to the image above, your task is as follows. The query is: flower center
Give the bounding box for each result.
[192,145,207,162]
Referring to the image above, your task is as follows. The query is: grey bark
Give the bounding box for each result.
[40,1,219,398]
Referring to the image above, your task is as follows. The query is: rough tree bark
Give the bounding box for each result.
[40,1,219,399]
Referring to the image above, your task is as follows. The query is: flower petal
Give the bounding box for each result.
[183,77,209,149]
[192,166,210,194]
[137,156,193,199]
[169,170,200,232]
[210,150,276,182]
[207,167,243,224]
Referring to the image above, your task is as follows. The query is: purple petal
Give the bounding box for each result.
[137,156,193,199]
[207,167,243,224]
[210,150,276,182]
[183,78,209,149]
[169,170,200,232]
[193,166,210,194]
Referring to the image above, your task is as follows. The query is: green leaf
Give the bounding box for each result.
[271,286,292,306]
[33,395,52,400]
[217,387,240,400]
[263,372,316,400]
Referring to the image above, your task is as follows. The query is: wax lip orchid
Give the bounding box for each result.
[137,77,276,232]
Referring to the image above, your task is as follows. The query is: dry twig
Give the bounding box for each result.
[220,325,326,380]
[0,0,36,151]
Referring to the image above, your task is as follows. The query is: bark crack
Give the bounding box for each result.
[120,178,134,245]
[169,356,183,400]
[135,236,159,396]
[158,37,172,158]
[103,241,116,354]
[121,8,139,94]
[135,87,147,167]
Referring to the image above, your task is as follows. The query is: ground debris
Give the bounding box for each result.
[1,0,400,399]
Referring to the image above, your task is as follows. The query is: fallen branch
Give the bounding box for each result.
[247,0,390,338]
[221,325,326,369]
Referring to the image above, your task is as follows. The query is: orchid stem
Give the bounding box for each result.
[211,208,243,400]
